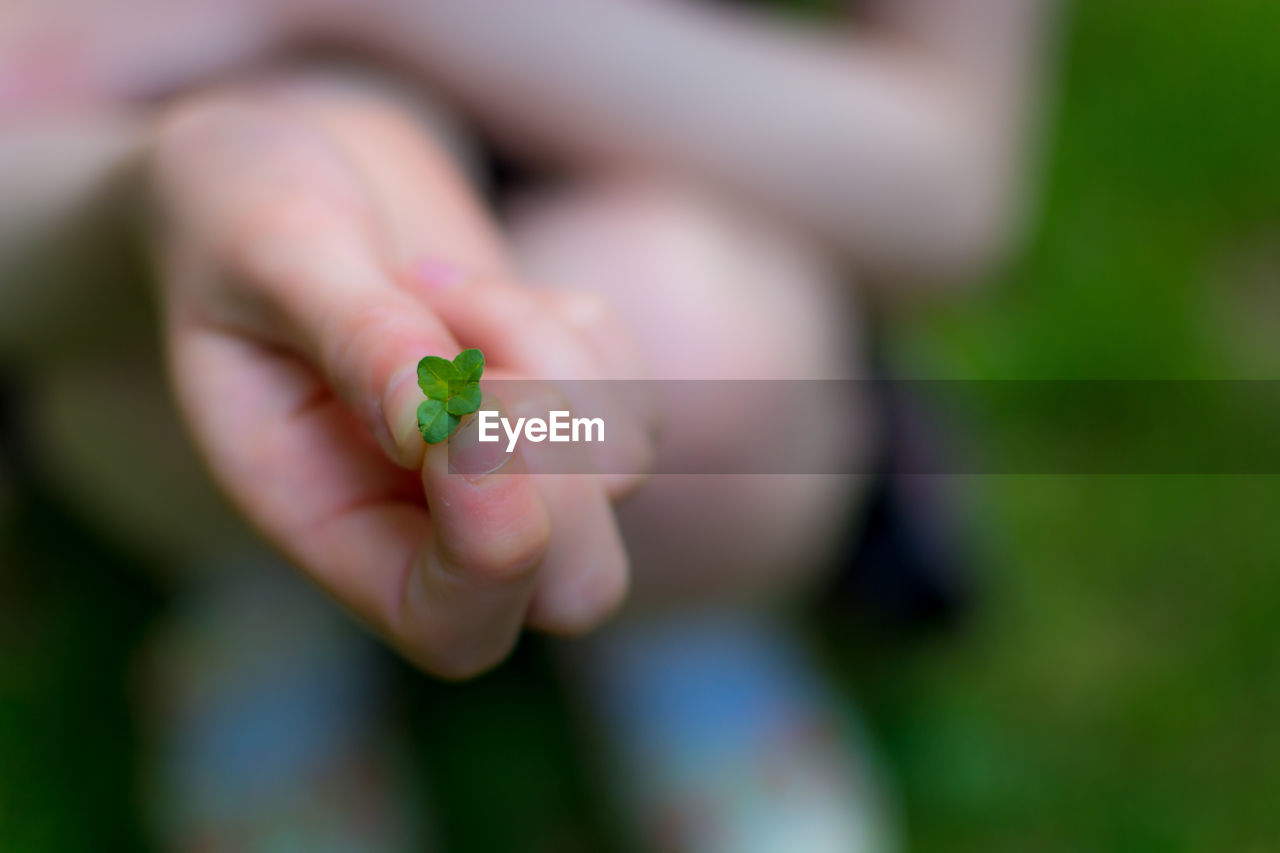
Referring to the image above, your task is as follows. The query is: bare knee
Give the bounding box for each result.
[505,179,862,381]
[505,179,872,606]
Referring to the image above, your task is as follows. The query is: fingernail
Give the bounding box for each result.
[449,395,512,480]
[411,257,466,292]
[382,365,425,466]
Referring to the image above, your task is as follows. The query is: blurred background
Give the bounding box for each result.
[3,0,1280,850]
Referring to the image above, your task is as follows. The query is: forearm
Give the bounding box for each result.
[360,0,1056,281]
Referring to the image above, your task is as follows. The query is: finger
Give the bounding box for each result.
[523,467,629,633]
[410,279,656,497]
[153,96,457,469]
[412,411,551,677]
[487,382,630,633]
[170,325,550,679]
[254,83,656,493]
[539,288,648,381]
[539,287,665,467]
[413,403,553,671]
[240,226,459,471]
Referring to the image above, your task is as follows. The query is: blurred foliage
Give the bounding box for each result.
[0,487,162,851]
[3,0,1280,850]
[871,0,1280,850]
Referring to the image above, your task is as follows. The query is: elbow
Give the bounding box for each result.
[903,165,1024,288]
[815,111,1031,290]
[844,155,1026,290]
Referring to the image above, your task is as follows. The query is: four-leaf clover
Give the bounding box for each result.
[416,348,485,444]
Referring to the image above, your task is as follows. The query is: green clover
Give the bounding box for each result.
[416,348,485,444]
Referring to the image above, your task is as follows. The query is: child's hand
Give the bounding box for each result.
[147,80,654,678]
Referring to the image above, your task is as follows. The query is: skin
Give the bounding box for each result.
[148,81,661,678]
[333,0,1056,281]
[1,0,1054,282]
[506,179,869,606]
[0,1,1053,677]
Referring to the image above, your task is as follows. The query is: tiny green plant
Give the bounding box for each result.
[416,348,485,444]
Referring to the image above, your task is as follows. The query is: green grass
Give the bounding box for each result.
[870,1,1280,849]
[3,1,1280,849]
[0,489,162,851]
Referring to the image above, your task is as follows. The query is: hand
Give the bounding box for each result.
[147,77,655,678]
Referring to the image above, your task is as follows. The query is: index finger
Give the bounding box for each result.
[171,326,550,680]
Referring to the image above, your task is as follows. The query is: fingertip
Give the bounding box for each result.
[527,550,630,636]
[421,430,552,586]
[398,547,526,681]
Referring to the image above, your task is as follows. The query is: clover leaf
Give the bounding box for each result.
[416,348,485,444]
[416,398,457,444]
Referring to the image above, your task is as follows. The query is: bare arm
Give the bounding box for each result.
[352,0,1058,283]
[0,0,1057,287]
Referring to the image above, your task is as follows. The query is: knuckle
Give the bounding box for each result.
[150,99,253,215]
[324,303,400,364]
[533,381,574,415]
[225,197,350,281]
[445,513,550,586]
[318,304,393,399]
[535,555,630,636]
[503,380,572,423]
[320,301,437,417]
[153,96,258,157]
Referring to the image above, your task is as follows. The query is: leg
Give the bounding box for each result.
[506,178,872,607]
[507,180,899,853]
